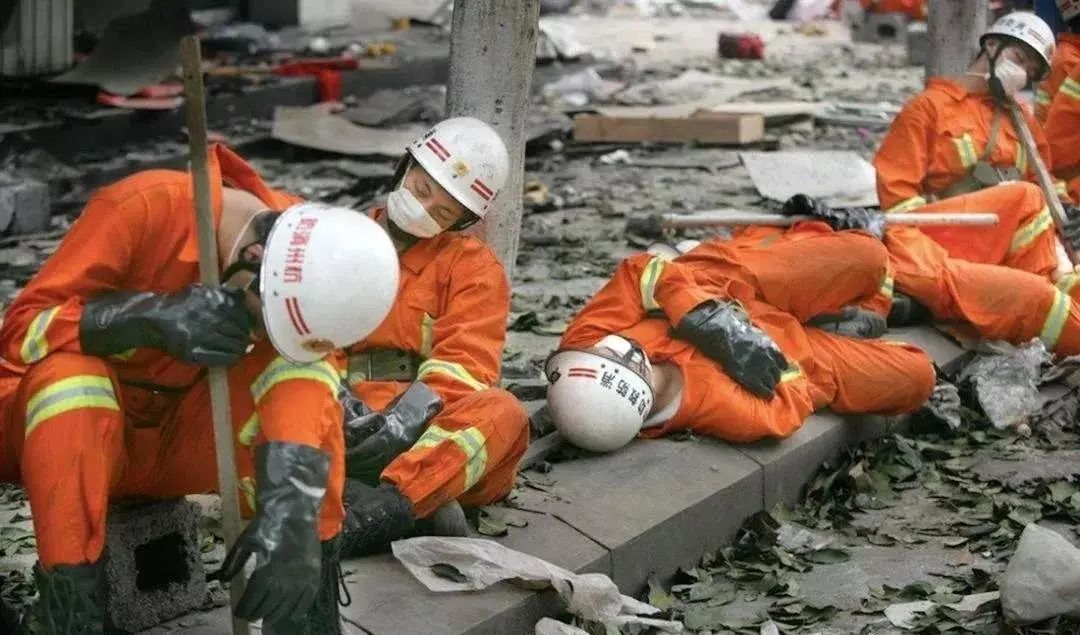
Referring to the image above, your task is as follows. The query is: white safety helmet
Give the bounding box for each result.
[545,335,654,453]
[260,203,399,364]
[982,12,1056,80]
[1059,0,1080,22]
[405,117,510,220]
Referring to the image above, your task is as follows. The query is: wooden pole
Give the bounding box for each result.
[179,36,250,635]
[927,0,989,80]
[1006,102,1080,266]
[445,0,540,278]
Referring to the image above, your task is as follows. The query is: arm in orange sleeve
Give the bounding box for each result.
[0,193,137,366]
[561,253,714,349]
[1045,76,1080,186]
[874,95,934,212]
[414,240,511,405]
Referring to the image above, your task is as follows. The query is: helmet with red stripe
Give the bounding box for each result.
[405,117,510,220]
[260,203,399,363]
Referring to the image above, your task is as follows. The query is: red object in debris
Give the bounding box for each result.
[718,33,765,60]
[317,69,343,102]
[97,91,183,110]
[272,56,360,77]
[136,83,185,98]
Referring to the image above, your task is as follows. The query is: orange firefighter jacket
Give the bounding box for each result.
[1045,56,1080,201]
[875,78,1059,213]
[346,209,511,410]
[0,145,343,451]
[1037,33,1080,123]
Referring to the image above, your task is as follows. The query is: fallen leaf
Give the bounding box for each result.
[805,548,850,564]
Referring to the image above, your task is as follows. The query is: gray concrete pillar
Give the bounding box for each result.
[927,0,990,80]
[445,0,540,277]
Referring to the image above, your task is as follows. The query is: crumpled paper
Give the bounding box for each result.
[392,537,683,632]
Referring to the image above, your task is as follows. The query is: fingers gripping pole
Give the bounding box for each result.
[1005,102,1080,267]
[179,35,251,635]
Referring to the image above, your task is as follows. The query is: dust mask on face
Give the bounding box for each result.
[970,57,1028,97]
[387,188,443,239]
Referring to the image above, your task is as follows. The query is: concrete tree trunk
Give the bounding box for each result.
[446,0,540,277]
[927,0,989,80]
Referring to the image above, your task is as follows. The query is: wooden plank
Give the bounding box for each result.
[573,112,765,145]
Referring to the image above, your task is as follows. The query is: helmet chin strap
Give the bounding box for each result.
[984,44,1010,104]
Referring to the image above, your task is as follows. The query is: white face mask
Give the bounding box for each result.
[971,58,1029,96]
[386,187,444,239]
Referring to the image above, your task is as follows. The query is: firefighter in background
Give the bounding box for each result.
[0,145,400,633]
[1044,1,1080,217]
[1035,0,1080,121]
[874,12,1071,282]
[546,201,935,453]
[339,118,530,555]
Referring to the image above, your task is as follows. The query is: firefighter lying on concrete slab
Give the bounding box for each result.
[874,11,1080,284]
[0,144,400,634]
[338,117,530,557]
[545,199,936,453]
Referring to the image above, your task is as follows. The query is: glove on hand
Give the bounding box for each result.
[782,194,886,239]
[344,382,444,484]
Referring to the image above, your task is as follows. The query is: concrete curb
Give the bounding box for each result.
[151,326,963,635]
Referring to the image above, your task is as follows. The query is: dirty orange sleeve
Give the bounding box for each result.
[874,96,934,211]
[1045,75,1080,184]
[0,195,137,366]
[416,241,511,405]
[561,253,712,348]
[250,351,345,449]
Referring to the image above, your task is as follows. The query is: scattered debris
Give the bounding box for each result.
[1001,523,1080,625]
[740,150,878,208]
[52,0,195,96]
[718,33,765,60]
[542,68,626,108]
[271,105,424,157]
[575,112,765,144]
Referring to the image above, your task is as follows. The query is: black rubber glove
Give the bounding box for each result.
[782,194,887,239]
[671,300,789,398]
[340,480,417,557]
[212,442,329,624]
[1062,205,1080,256]
[344,382,444,485]
[806,306,887,339]
[80,285,252,366]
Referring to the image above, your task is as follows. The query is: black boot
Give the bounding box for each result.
[262,538,348,635]
[341,480,470,558]
[23,562,106,635]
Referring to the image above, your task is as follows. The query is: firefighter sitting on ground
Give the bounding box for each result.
[338,117,531,556]
[0,145,400,634]
[546,197,937,453]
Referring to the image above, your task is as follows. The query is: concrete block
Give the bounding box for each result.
[736,413,847,509]
[510,437,761,591]
[885,326,965,366]
[0,177,49,234]
[906,21,930,67]
[343,509,609,635]
[104,499,205,633]
[854,12,909,44]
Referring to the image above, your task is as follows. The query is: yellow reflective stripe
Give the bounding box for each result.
[20,306,60,364]
[250,356,340,403]
[780,362,802,383]
[413,424,488,489]
[237,412,261,447]
[1040,288,1071,350]
[953,133,978,169]
[1062,77,1080,101]
[25,375,119,437]
[416,359,486,391]
[420,313,435,359]
[886,196,927,213]
[639,257,666,312]
[879,275,895,301]
[1056,180,1069,196]
[1058,273,1080,297]
[1009,207,1053,254]
[1035,88,1052,106]
[239,477,256,512]
[1016,141,1028,176]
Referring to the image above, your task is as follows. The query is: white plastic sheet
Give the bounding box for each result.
[392,536,683,632]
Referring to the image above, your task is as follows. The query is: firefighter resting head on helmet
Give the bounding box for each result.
[377,116,511,249]
[220,197,399,364]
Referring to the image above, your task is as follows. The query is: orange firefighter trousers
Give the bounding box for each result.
[0,349,346,569]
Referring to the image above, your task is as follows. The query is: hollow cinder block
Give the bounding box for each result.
[104,498,206,633]
[0,177,49,234]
